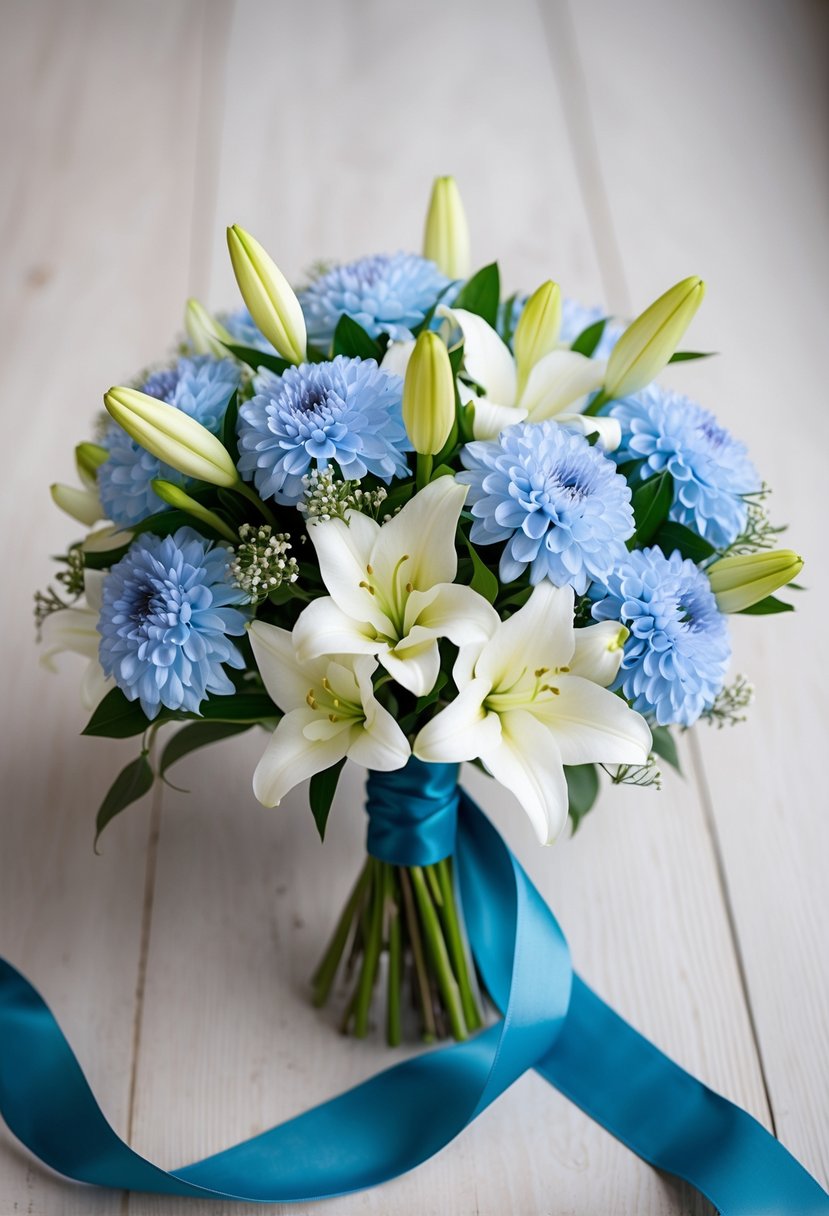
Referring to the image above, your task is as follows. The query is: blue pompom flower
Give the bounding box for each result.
[458,420,635,592]
[98,528,249,720]
[609,386,761,548]
[299,253,449,345]
[592,546,731,726]
[98,355,240,528]
[237,355,410,506]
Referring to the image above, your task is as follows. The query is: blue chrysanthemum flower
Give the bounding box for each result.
[98,528,249,720]
[237,355,410,505]
[499,296,622,358]
[220,307,275,353]
[299,253,449,345]
[609,386,761,549]
[98,356,240,528]
[458,420,635,592]
[592,546,731,726]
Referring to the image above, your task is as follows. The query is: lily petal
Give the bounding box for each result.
[253,707,351,807]
[293,597,382,665]
[350,656,411,770]
[470,395,527,441]
[381,635,442,697]
[414,678,500,763]
[380,339,415,380]
[520,350,606,421]
[437,305,517,405]
[475,582,576,690]
[80,660,114,711]
[370,475,467,592]
[306,510,392,635]
[405,582,499,646]
[485,709,570,844]
[40,608,101,668]
[533,674,652,766]
[250,620,326,712]
[557,411,622,452]
[569,621,629,687]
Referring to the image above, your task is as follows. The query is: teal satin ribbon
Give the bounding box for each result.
[366,758,459,865]
[1,779,827,1211]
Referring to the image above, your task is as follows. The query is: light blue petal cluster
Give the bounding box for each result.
[499,295,622,358]
[98,356,240,528]
[609,386,761,548]
[219,307,276,353]
[299,253,449,344]
[458,420,635,593]
[98,527,249,720]
[592,546,731,726]
[237,355,410,506]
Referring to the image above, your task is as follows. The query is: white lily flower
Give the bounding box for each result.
[413,583,651,843]
[40,570,113,710]
[249,621,410,807]
[435,304,619,449]
[294,476,499,697]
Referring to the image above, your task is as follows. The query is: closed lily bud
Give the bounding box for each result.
[707,549,804,613]
[603,276,705,401]
[185,298,234,357]
[50,482,103,527]
[75,441,108,489]
[423,176,471,280]
[151,479,237,543]
[402,331,456,456]
[104,386,239,488]
[513,280,562,394]
[226,224,306,364]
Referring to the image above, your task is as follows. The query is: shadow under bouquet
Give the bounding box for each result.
[37,177,803,1049]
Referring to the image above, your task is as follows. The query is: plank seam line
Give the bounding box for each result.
[688,729,778,1136]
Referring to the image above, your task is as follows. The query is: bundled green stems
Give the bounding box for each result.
[311,857,484,1045]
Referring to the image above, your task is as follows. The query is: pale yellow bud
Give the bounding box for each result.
[423,176,471,280]
[50,482,103,527]
[104,387,239,488]
[513,280,562,395]
[707,549,804,613]
[151,479,237,543]
[75,442,108,489]
[603,276,705,401]
[402,331,456,456]
[226,225,306,364]
[185,298,234,357]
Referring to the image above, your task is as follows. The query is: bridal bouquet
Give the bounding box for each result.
[37,177,803,1046]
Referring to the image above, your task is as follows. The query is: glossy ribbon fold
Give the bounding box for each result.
[1,786,827,1211]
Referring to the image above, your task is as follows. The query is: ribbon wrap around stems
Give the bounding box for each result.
[365,757,459,865]
[1,765,828,1211]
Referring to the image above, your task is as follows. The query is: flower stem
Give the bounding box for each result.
[416,452,433,490]
[311,861,370,1007]
[231,478,278,526]
[410,866,467,1040]
[398,867,437,1043]
[352,860,384,1038]
[436,858,482,1031]
[385,867,402,1047]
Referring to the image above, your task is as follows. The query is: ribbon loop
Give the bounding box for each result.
[365,758,459,866]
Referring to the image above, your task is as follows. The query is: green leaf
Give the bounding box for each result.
[309,757,347,841]
[83,688,153,739]
[194,693,280,723]
[131,509,225,543]
[500,292,518,345]
[653,521,716,563]
[570,318,608,358]
[566,763,599,832]
[668,350,716,363]
[738,594,794,615]
[222,342,290,376]
[451,263,500,328]
[463,535,498,603]
[83,541,131,570]
[631,471,674,546]
[332,314,384,361]
[650,725,681,773]
[222,390,240,464]
[95,754,154,849]
[160,721,252,779]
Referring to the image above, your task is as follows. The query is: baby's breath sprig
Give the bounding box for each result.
[602,755,663,790]
[299,467,388,522]
[724,485,785,556]
[230,524,299,603]
[33,547,86,634]
[702,674,754,729]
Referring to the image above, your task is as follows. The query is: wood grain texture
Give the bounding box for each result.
[0,0,825,1212]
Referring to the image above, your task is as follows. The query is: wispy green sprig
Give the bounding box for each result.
[702,674,754,729]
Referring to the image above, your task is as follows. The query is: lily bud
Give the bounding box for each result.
[75,442,108,489]
[423,176,471,280]
[104,386,239,488]
[50,482,103,527]
[81,525,134,554]
[185,298,234,357]
[226,224,306,364]
[707,549,804,613]
[402,331,456,456]
[603,276,705,401]
[513,280,562,395]
[151,479,237,543]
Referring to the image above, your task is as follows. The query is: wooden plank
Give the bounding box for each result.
[124,2,767,1213]
[0,1,209,1213]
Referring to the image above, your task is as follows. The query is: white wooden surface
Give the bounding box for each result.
[0,1,826,1212]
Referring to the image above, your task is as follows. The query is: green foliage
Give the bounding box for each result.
[570,318,608,358]
[668,350,716,363]
[566,763,599,831]
[309,758,347,841]
[222,389,240,465]
[83,688,151,739]
[652,521,716,564]
[650,725,681,772]
[463,535,499,604]
[83,687,279,740]
[332,314,385,362]
[631,471,674,546]
[451,263,500,328]
[94,753,154,849]
[738,594,794,615]
[159,721,253,780]
[222,342,290,376]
